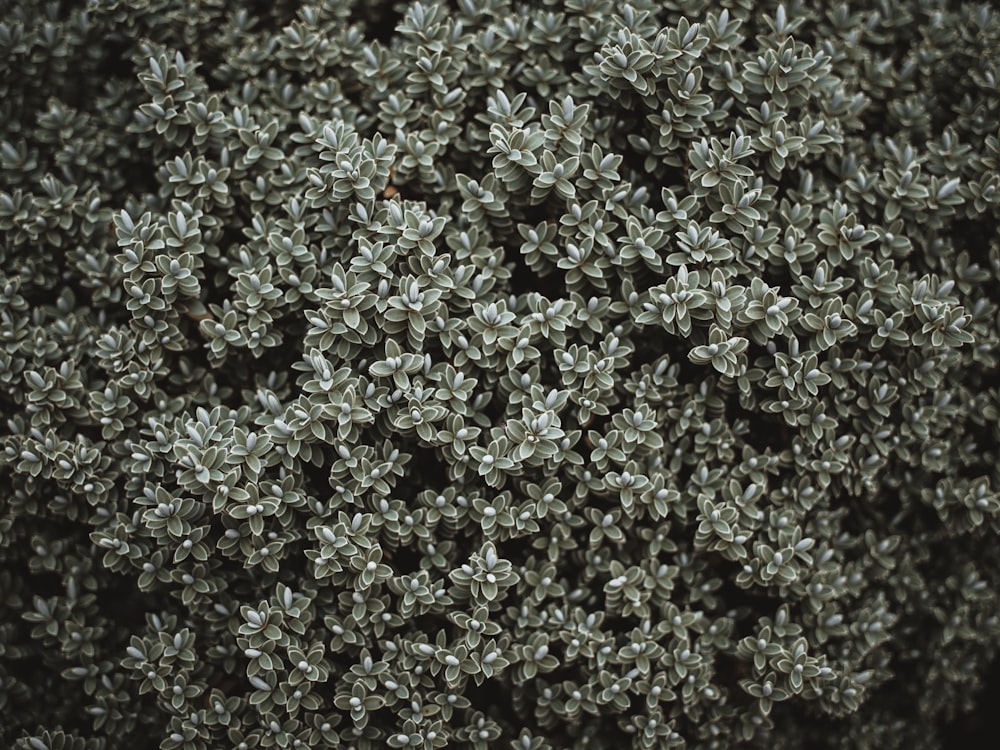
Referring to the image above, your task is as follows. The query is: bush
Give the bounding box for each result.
[2,1,999,748]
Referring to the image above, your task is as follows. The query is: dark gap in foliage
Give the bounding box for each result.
[358,0,405,45]
[940,657,1000,748]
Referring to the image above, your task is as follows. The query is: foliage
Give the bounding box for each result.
[2,1,1000,749]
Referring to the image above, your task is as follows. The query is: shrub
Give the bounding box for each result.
[1,1,999,749]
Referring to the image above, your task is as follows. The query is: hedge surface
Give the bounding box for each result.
[1,1,999,749]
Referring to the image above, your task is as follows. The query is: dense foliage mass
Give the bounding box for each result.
[2,0,999,748]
